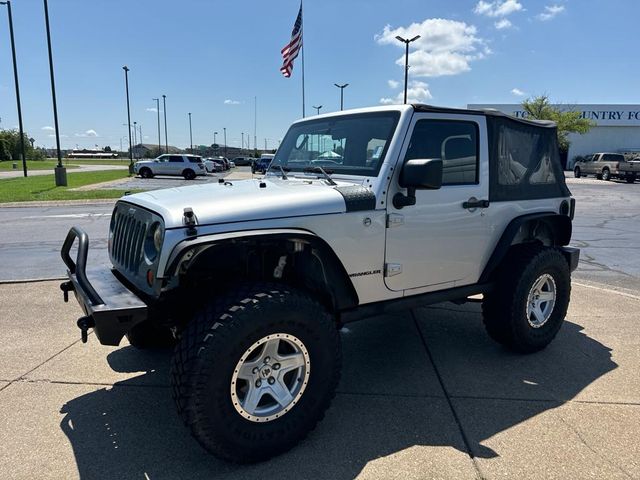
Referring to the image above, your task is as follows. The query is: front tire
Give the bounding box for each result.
[482,246,570,353]
[170,284,341,463]
[573,167,581,178]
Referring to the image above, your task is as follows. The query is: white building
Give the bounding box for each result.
[468,104,640,168]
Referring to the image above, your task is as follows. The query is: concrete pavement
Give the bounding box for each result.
[0,280,637,479]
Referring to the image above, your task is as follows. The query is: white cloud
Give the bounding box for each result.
[375,19,489,78]
[387,79,400,89]
[495,18,512,29]
[537,5,565,21]
[48,134,68,138]
[146,107,158,113]
[511,88,526,96]
[474,0,523,17]
[74,129,99,138]
[224,99,241,105]
[41,126,55,131]
[380,80,432,105]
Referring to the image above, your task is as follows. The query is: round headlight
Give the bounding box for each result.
[144,222,163,263]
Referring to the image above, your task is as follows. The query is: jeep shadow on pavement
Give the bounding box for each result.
[60,104,581,464]
[59,312,615,479]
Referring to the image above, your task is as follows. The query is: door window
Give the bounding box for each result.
[405,120,479,185]
[169,156,184,163]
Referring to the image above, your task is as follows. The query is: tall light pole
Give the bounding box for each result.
[122,66,133,170]
[223,127,227,157]
[395,35,420,104]
[334,83,349,111]
[133,121,138,158]
[188,112,193,153]
[43,0,67,185]
[152,98,161,156]
[162,94,168,153]
[313,105,322,115]
[1,1,27,177]
[241,132,244,154]
[213,131,217,154]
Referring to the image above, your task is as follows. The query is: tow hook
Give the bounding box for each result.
[77,316,95,343]
[60,281,73,302]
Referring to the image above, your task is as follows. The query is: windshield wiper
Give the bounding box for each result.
[303,166,336,186]
[269,165,291,179]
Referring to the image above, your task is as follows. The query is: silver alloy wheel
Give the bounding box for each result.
[230,333,310,423]
[526,273,557,328]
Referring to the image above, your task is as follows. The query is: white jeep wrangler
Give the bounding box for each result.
[61,104,579,463]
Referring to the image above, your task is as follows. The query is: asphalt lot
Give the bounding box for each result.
[0,173,637,289]
[0,280,637,479]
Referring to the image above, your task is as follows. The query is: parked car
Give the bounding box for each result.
[61,104,578,463]
[203,158,225,173]
[231,156,255,166]
[251,154,275,174]
[574,153,640,183]
[229,160,236,168]
[133,154,206,180]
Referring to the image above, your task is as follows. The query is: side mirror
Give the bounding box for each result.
[394,159,443,209]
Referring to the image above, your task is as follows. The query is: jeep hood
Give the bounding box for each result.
[123,177,373,228]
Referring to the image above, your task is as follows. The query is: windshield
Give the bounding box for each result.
[272,111,400,176]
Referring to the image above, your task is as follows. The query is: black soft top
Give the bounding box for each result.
[412,104,556,129]
[412,104,569,201]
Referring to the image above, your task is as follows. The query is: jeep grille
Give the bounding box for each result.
[111,212,146,273]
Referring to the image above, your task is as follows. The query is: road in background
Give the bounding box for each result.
[0,175,638,289]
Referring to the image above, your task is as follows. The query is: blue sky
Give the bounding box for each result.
[0,0,638,151]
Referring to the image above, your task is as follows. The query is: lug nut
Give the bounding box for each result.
[268,377,275,385]
[255,379,262,388]
[252,367,259,374]
[273,363,281,370]
[264,356,270,364]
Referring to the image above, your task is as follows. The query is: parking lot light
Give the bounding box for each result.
[43,0,67,185]
[313,105,322,115]
[162,95,168,153]
[1,0,27,177]
[188,113,193,153]
[152,98,161,156]
[334,83,349,111]
[395,35,420,104]
[223,128,227,157]
[122,66,133,172]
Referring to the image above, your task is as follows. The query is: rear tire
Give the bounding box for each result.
[602,168,611,181]
[140,168,153,179]
[626,174,636,183]
[170,283,341,463]
[482,245,571,353]
[573,167,581,178]
[183,169,196,180]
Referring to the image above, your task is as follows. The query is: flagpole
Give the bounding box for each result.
[300,0,305,118]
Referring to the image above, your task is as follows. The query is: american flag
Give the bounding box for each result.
[280,5,303,78]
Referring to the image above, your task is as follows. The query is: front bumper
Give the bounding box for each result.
[60,226,148,346]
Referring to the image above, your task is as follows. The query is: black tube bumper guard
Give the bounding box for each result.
[60,226,148,346]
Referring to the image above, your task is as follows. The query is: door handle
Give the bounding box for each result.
[462,198,490,209]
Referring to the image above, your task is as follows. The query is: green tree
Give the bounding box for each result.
[0,138,11,161]
[522,95,594,152]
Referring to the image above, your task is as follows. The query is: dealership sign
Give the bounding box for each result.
[468,104,640,127]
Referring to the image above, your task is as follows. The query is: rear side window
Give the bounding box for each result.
[404,120,479,185]
[188,157,203,163]
[169,156,183,163]
[602,154,624,162]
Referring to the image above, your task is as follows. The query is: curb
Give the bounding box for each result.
[0,277,67,285]
[0,199,117,208]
